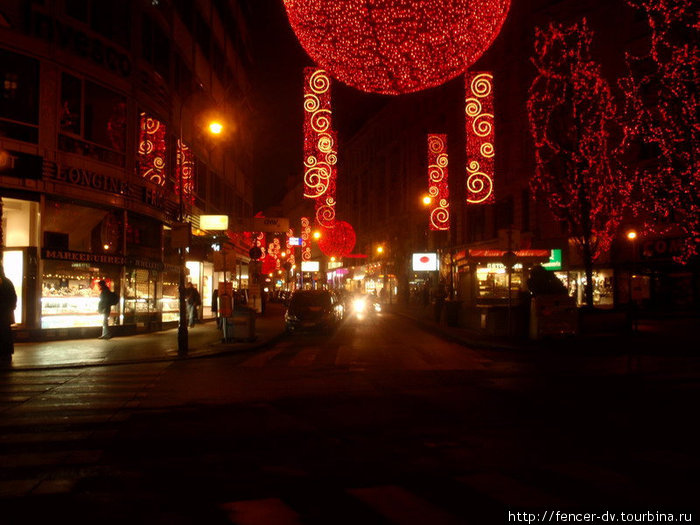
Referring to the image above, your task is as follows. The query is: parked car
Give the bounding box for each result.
[350,293,382,319]
[284,290,344,332]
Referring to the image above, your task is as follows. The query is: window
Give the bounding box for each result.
[0,49,39,142]
[126,212,162,260]
[59,73,127,165]
[142,13,170,79]
[43,199,123,254]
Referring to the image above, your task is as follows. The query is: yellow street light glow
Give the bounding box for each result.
[208,121,223,135]
[331,256,336,262]
[281,251,287,257]
[626,230,638,240]
[313,231,321,240]
[103,244,110,250]
[422,195,432,206]
[377,246,384,254]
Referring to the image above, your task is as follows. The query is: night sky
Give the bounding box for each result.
[244,0,390,212]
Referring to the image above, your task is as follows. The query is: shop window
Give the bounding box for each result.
[138,111,168,187]
[59,73,127,165]
[1,197,40,247]
[43,199,123,254]
[0,48,39,143]
[41,259,121,329]
[124,268,160,326]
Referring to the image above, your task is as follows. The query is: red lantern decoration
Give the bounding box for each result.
[138,112,167,186]
[318,221,356,259]
[283,0,511,95]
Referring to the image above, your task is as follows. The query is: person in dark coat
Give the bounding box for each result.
[97,280,113,339]
[0,267,17,361]
[185,282,201,327]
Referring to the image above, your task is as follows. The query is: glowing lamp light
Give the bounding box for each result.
[627,231,638,240]
[377,246,384,254]
[208,121,223,135]
[284,0,511,95]
[313,231,321,240]
[103,244,110,250]
[422,195,433,206]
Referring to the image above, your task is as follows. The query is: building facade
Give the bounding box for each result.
[1,0,255,340]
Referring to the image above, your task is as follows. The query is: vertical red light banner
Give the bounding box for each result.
[285,228,296,268]
[138,112,167,187]
[465,72,495,204]
[427,134,450,231]
[303,68,332,200]
[315,129,337,229]
[176,139,195,209]
[301,217,311,261]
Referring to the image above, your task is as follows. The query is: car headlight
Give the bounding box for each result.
[353,298,367,313]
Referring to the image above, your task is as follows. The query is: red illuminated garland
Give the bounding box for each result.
[619,0,699,262]
[138,112,167,186]
[176,139,195,210]
[285,229,296,268]
[427,134,450,231]
[465,72,495,204]
[284,0,511,95]
[318,220,356,259]
[527,19,623,307]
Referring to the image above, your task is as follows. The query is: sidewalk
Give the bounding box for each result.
[387,301,700,356]
[3,303,287,371]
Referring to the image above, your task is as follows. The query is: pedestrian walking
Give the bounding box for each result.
[185,282,201,327]
[97,280,115,339]
[0,267,17,361]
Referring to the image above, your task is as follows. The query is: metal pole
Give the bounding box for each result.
[177,94,192,357]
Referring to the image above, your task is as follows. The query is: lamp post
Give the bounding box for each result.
[626,229,638,332]
[175,87,223,356]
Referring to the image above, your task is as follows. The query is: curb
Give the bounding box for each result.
[1,329,288,372]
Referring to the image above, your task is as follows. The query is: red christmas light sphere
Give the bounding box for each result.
[283,0,511,95]
[318,221,356,259]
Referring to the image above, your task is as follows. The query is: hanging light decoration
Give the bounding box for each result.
[427,134,450,231]
[138,112,167,186]
[283,0,511,95]
[318,221,356,259]
[465,72,495,204]
[301,217,312,261]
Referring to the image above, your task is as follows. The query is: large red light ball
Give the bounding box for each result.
[318,221,356,259]
[283,0,511,95]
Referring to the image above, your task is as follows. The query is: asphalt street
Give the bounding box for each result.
[1,310,698,524]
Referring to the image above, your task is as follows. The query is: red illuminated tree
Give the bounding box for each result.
[527,19,624,308]
[618,0,699,262]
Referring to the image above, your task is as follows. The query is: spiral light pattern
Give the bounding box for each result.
[138,112,167,187]
[465,72,494,203]
[427,134,450,231]
[176,139,195,209]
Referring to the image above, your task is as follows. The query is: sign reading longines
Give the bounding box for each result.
[48,166,165,211]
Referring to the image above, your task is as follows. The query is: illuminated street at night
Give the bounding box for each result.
[1,307,699,523]
[1,0,698,523]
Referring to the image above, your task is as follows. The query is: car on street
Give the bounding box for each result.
[284,289,344,332]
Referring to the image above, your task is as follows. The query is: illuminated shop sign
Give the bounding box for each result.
[412,253,438,271]
[301,261,320,272]
[42,249,163,270]
[541,249,562,271]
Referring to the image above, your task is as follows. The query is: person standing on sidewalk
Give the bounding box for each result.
[97,280,114,339]
[185,282,201,327]
[0,267,17,361]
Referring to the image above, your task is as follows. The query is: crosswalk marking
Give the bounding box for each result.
[457,472,569,508]
[348,485,465,525]
[221,498,302,525]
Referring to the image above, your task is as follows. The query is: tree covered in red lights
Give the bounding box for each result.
[618,0,699,262]
[527,19,623,308]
